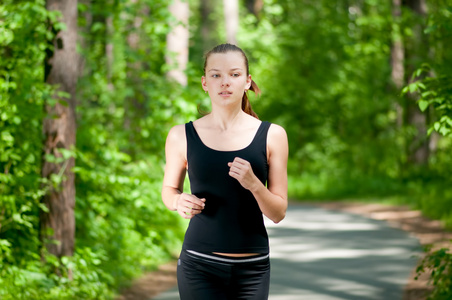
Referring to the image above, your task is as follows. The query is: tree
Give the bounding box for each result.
[223,0,239,44]
[200,0,217,50]
[403,0,430,165]
[166,0,189,86]
[408,0,452,138]
[40,0,78,259]
[391,0,404,128]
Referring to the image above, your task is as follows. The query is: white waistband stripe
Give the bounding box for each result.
[186,250,269,263]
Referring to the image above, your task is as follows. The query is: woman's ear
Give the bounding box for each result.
[246,75,252,89]
[201,76,208,92]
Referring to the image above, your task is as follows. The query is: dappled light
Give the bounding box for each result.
[267,205,420,300]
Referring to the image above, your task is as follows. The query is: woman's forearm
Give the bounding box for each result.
[162,186,181,211]
[250,181,287,224]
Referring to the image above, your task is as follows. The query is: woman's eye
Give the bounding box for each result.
[232,73,240,77]
[212,74,220,78]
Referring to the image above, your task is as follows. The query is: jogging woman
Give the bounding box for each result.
[162,43,288,300]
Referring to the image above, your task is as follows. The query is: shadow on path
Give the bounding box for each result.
[267,204,420,300]
[152,203,421,300]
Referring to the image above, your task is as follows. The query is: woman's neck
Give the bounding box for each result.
[208,107,247,131]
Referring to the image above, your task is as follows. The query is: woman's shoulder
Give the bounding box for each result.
[267,122,288,148]
[166,123,187,144]
[268,122,287,137]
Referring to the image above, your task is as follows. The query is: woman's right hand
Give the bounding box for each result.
[175,193,205,219]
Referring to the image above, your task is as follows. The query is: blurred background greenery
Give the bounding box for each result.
[1,0,451,298]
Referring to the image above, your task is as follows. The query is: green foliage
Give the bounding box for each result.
[74,150,186,284]
[73,0,199,293]
[416,245,452,300]
[0,248,114,300]
[240,0,404,193]
[397,2,452,234]
[404,4,452,137]
[1,0,197,298]
[0,0,57,272]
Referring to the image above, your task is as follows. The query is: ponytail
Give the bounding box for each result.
[242,80,260,119]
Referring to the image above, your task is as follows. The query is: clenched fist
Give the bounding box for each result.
[175,193,205,219]
[228,157,259,191]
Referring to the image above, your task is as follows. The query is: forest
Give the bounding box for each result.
[1,0,451,298]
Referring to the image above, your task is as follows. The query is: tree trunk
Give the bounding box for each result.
[166,0,189,86]
[125,1,149,158]
[223,0,239,45]
[41,0,78,258]
[391,0,404,128]
[404,0,429,166]
[200,0,216,51]
[106,15,114,84]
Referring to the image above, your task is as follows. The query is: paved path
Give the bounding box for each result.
[153,203,421,300]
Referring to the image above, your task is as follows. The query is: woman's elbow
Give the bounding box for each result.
[270,209,286,224]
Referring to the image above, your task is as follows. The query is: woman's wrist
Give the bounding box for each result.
[172,194,180,211]
[249,178,263,194]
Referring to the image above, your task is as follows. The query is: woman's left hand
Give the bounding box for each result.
[228,157,258,191]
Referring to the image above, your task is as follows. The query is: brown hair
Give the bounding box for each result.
[203,43,261,119]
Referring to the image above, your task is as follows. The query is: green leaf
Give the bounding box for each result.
[418,100,429,112]
[1,131,14,143]
[408,83,418,93]
[402,86,409,94]
[439,126,451,136]
[58,148,75,160]
[434,122,441,131]
[421,91,434,98]
[57,90,71,99]
[424,24,437,34]
[414,68,423,77]
[44,154,57,163]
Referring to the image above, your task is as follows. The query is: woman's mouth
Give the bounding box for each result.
[219,91,232,96]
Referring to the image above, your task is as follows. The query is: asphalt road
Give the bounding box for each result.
[152,203,421,300]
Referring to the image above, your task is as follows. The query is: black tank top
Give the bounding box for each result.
[183,121,271,254]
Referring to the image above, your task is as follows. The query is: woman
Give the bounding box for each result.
[162,43,288,300]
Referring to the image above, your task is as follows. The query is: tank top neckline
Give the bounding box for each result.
[188,121,267,153]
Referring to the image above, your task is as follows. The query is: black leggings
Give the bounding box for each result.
[177,250,271,300]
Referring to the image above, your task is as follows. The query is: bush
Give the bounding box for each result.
[416,245,452,300]
[0,248,114,300]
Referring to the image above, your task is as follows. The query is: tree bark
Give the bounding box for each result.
[106,15,114,83]
[404,0,429,166]
[391,0,404,128]
[200,0,216,51]
[41,0,78,258]
[166,0,189,86]
[223,0,239,45]
[125,1,149,158]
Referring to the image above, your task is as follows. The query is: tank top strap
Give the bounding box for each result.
[185,121,197,145]
[256,121,271,138]
[252,121,271,149]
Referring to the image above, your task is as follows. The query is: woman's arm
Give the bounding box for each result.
[228,124,288,223]
[161,125,205,219]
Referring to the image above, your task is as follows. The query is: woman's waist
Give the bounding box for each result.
[184,249,269,264]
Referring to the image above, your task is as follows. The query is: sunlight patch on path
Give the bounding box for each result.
[266,204,420,300]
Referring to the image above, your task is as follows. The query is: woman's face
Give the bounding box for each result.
[202,51,252,108]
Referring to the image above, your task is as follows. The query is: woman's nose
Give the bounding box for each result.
[221,78,230,87]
